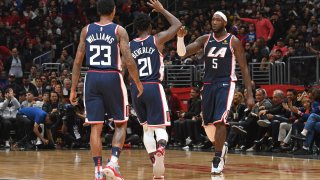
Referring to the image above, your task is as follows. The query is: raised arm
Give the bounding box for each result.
[118,26,143,97]
[148,0,182,46]
[231,36,255,108]
[70,26,87,105]
[177,27,208,59]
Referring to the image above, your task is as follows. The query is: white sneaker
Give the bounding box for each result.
[211,156,224,175]
[185,137,192,145]
[5,140,10,148]
[103,161,124,180]
[153,146,165,178]
[36,138,42,145]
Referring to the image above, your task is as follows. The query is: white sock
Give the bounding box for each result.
[302,146,309,150]
[301,129,308,136]
[110,156,118,163]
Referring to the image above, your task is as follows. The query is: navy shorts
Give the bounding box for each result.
[131,82,170,127]
[84,70,129,124]
[201,80,235,126]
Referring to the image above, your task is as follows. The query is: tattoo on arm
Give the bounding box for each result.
[71,26,87,91]
[232,36,253,96]
[118,26,140,83]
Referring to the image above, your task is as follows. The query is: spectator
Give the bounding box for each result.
[0,88,21,148]
[173,87,201,147]
[35,77,44,99]
[238,10,275,43]
[3,73,22,96]
[4,48,25,82]
[270,38,288,57]
[21,76,38,97]
[21,91,36,108]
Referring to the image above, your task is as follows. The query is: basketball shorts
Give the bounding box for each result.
[84,70,129,124]
[131,82,170,127]
[201,80,235,126]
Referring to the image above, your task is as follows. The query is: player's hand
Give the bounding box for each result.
[147,0,164,13]
[42,139,49,145]
[246,96,255,109]
[69,90,78,106]
[136,82,144,98]
[177,26,187,37]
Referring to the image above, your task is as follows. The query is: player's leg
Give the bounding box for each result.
[145,83,170,179]
[83,73,105,180]
[102,72,128,180]
[211,81,235,175]
[91,124,104,180]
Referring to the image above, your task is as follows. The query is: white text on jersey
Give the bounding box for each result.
[86,33,115,44]
[207,47,227,58]
[131,47,155,59]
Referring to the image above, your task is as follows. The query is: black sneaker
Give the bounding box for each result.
[232,125,247,135]
[291,134,306,141]
[292,148,311,155]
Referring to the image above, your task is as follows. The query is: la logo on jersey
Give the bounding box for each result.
[207,47,227,58]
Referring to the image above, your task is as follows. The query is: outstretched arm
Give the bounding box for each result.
[177,27,208,58]
[118,26,143,97]
[70,26,87,105]
[232,36,255,108]
[148,0,182,46]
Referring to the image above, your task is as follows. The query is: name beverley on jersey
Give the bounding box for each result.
[86,33,115,44]
[131,47,155,59]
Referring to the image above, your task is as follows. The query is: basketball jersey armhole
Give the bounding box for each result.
[153,36,164,57]
[229,35,235,54]
[203,34,211,51]
[86,24,90,37]
[115,25,119,35]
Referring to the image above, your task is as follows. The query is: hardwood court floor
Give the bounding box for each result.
[1,149,320,180]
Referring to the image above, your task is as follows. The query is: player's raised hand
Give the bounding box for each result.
[69,90,78,106]
[177,26,187,37]
[147,0,164,12]
[136,82,144,98]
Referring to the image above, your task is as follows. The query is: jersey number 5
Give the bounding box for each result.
[138,57,152,77]
[90,45,111,66]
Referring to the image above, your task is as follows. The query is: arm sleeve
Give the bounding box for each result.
[177,37,186,56]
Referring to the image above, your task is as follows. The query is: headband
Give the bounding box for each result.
[214,11,227,22]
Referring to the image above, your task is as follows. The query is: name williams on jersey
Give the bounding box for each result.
[86,33,115,44]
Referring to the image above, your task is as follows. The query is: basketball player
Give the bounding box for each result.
[129,0,181,179]
[70,0,143,180]
[177,11,255,174]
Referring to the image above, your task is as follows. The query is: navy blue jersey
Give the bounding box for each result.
[203,33,237,82]
[85,22,121,70]
[129,35,164,82]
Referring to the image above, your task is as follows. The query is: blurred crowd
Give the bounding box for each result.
[0,0,319,156]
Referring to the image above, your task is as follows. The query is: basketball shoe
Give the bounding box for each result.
[211,142,228,174]
[153,146,165,178]
[103,161,124,180]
